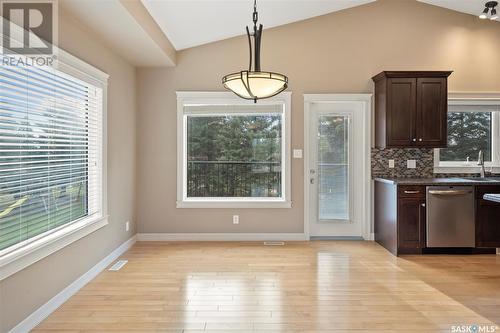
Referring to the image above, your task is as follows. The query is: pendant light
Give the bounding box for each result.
[222,0,288,103]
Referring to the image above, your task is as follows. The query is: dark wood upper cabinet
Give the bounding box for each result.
[372,71,452,148]
[416,77,448,146]
[387,78,416,147]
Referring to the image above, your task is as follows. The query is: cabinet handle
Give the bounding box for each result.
[412,138,417,142]
[419,138,423,142]
[428,189,470,196]
[404,190,420,194]
[421,203,426,207]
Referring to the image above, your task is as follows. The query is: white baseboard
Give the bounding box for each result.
[9,235,137,333]
[137,233,307,241]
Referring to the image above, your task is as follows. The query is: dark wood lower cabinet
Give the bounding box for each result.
[375,181,499,256]
[476,186,500,248]
[398,197,426,253]
[375,182,426,255]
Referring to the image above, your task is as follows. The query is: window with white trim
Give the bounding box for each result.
[177,92,291,208]
[435,100,500,172]
[0,61,105,256]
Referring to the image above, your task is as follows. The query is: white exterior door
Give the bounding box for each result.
[305,96,371,239]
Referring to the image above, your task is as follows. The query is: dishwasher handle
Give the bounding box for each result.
[428,189,472,196]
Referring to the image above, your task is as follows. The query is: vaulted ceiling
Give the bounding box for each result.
[61,0,498,67]
[141,0,376,50]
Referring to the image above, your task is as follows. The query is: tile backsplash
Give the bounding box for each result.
[371,147,496,179]
[371,148,434,178]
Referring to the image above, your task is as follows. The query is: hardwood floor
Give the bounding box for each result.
[34,241,500,332]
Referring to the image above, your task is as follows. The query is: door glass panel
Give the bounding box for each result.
[317,115,350,221]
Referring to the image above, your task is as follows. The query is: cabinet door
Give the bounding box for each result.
[398,198,425,249]
[476,199,500,247]
[476,186,500,248]
[416,78,447,147]
[387,78,416,147]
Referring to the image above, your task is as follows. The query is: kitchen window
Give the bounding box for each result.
[176,92,291,208]
[0,51,108,280]
[435,98,500,173]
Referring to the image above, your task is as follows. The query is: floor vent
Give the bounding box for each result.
[264,241,285,246]
[108,259,128,271]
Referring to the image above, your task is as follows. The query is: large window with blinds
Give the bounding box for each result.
[176,92,291,208]
[0,61,104,256]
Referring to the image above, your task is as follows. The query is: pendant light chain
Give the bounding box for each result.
[253,0,258,33]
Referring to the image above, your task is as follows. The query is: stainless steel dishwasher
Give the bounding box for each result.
[426,186,475,247]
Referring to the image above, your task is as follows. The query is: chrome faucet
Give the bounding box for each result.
[478,150,485,178]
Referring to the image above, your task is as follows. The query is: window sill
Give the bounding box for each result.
[0,215,108,281]
[434,166,500,174]
[176,200,292,209]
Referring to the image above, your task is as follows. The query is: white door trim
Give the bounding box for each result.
[303,94,372,240]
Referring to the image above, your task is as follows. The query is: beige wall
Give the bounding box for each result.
[0,9,137,332]
[136,0,500,234]
[1,0,500,330]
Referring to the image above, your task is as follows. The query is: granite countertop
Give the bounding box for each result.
[375,177,500,186]
[484,194,500,203]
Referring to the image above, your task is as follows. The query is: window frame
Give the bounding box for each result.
[434,95,500,174]
[176,91,292,209]
[0,49,109,281]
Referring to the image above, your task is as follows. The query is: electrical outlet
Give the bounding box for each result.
[233,215,239,224]
[125,221,130,232]
[388,159,395,168]
[293,149,303,159]
[407,160,417,169]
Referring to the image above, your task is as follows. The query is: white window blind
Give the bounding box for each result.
[0,64,103,254]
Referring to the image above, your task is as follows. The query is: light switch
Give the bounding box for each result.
[388,159,395,168]
[407,160,417,169]
[293,149,303,159]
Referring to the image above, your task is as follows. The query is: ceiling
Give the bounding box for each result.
[141,0,376,50]
[61,0,176,67]
[418,0,500,22]
[60,0,498,66]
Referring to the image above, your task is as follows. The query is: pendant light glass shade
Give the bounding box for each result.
[222,0,288,102]
[222,71,288,100]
